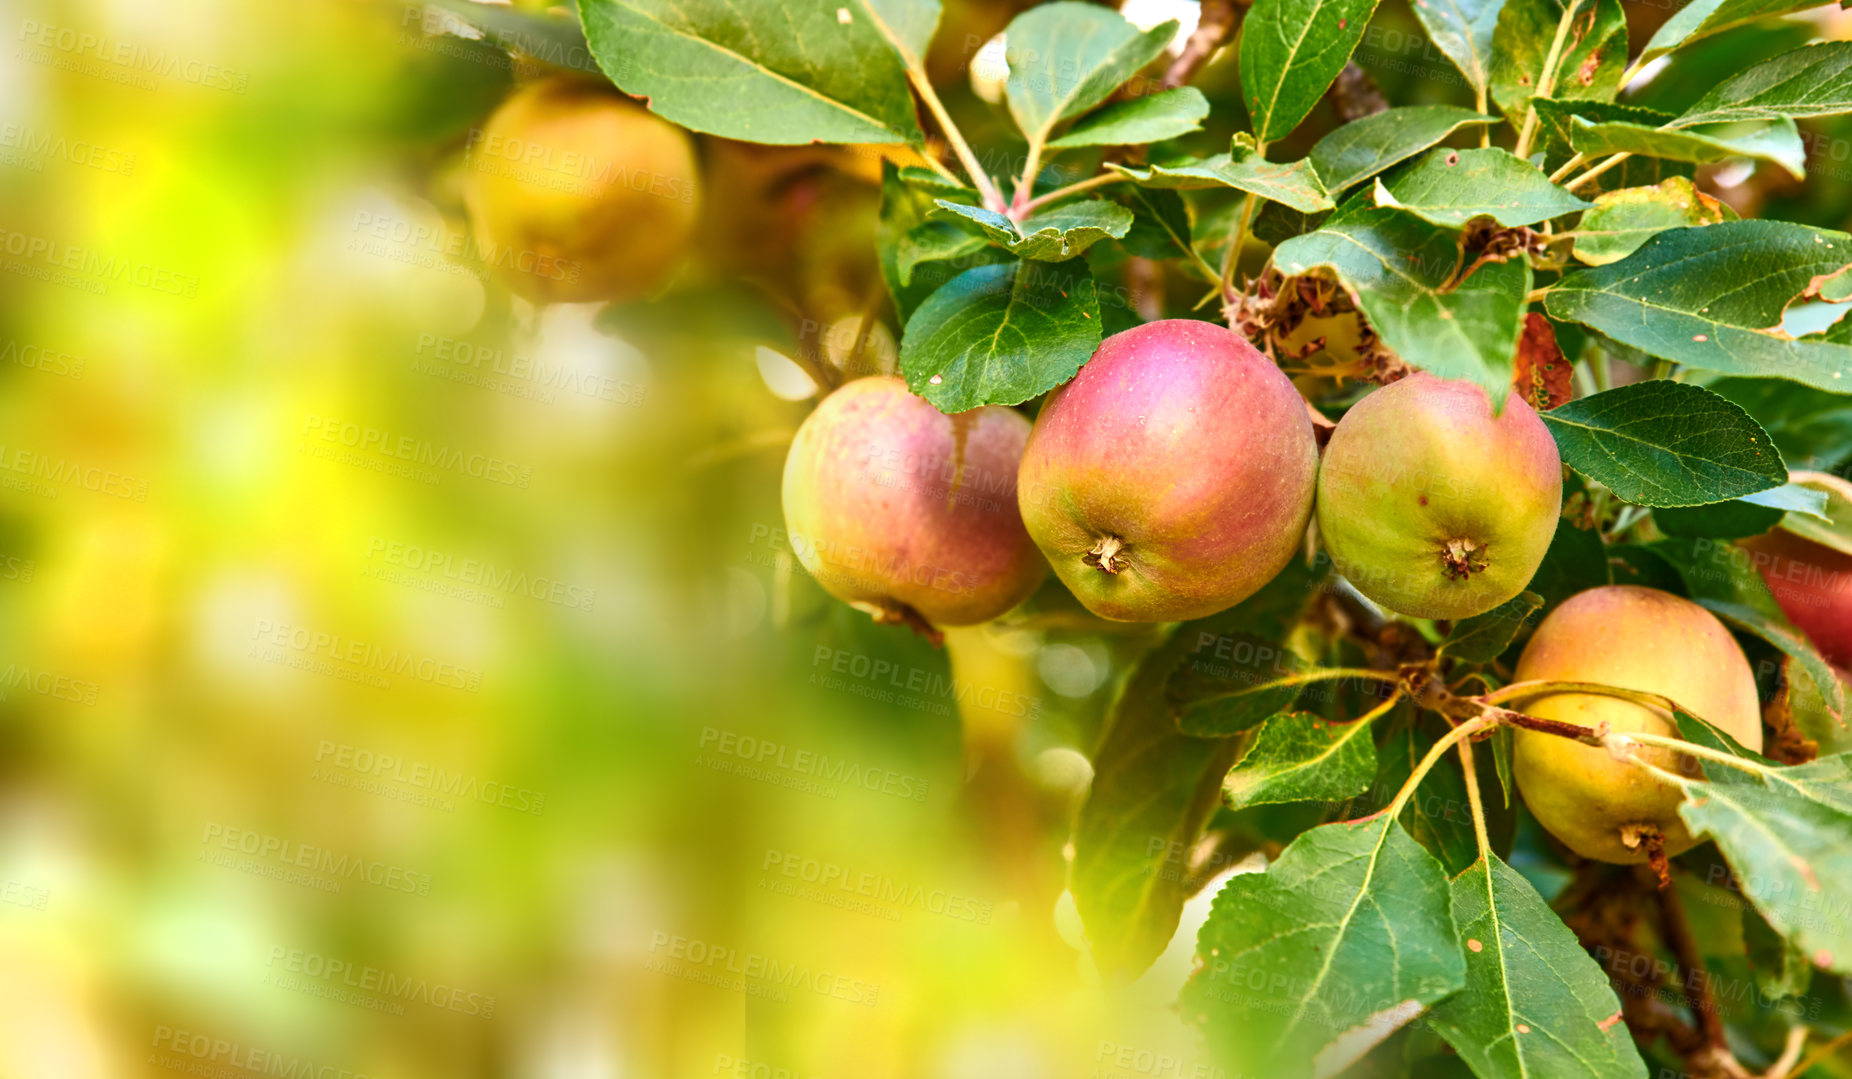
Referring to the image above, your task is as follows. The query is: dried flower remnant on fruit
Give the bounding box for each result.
[1441,538,1489,580]
[1084,535,1126,574]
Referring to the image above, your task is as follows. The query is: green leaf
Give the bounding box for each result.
[1374,147,1591,228]
[1545,221,1852,394]
[1677,42,1852,127]
[425,0,598,74]
[1110,137,1335,213]
[1070,625,1247,981]
[1492,727,1515,808]
[1373,726,1484,874]
[1240,0,1385,144]
[929,199,1134,261]
[1428,855,1647,1079]
[1532,97,1676,160]
[1004,3,1174,143]
[1117,188,1197,262]
[1537,380,1788,507]
[1651,536,1847,724]
[1774,469,1852,557]
[1677,770,1852,976]
[1528,518,1611,611]
[1488,0,1627,128]
[1169,557,1327,737]
[576,0,925,144]
[1309,106,1496,193]
[898,259,1102,411]
[1441,591,1543,663]
[896,165,977,197]
[1273,206,1530,401]
[1573,176,1736,266]
[1653,498,1785,539]
[1412,0,1504,94]
[1638,0,1838,71]
[896,222,990,286]
[1568,116,1807,182]
[1048,87,1210,148]
[1222,712,1380,811]
[1743,905,1814,1000]
[1183,816,1464,1074]
[1709,376,1852,472]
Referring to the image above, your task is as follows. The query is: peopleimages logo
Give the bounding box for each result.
[267,946,497,1018]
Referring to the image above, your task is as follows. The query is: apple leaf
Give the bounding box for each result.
[1532,98,1677,160]
[1222,712,1380,811]
[1677,41,1852,127]
[1309,105,1495,192]
[896,222,991,286]
[1071,559,1323,981]
[1048,87,1210,148]
[1110,137,1335,213]
[1117,187,1198,262]
[1182,815,1464,1075]
[1069,619,1248,981]
[1638,0,1840,72]
[1529,518,1612,611]
[1273,205,1530,401]
[1240,0,1385,144]
[1651,536,1847,725]
[1676,770,1852,976]
[1004,3,1174,144]
[1374,147,1591,228]
[1651,481,1832,539]
[1428,854,1647,1079]
[1440,591,1543,663]
[1781,475,1852,556]
[898,259,1101,412]
[1744,905,1815,1000]
[1488,0,1627,128]
[1709,376,1852,475]
[1513,313,1575,411]
[1537,380,1787,507]
[929,199,1134,262]
[1573,177,1736,266]
[1545,221,1852,393]
[1568,116,1807,182]
[425,0,599,75]
[1411,0,1503,95]
[1168,557,1326,737]
[576,0,925,144]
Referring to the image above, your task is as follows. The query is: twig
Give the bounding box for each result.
[1789,1029,1852,1079]
[1655,877,1738,1062]
[1019,172,1130,215]
[1548,152,1589,184]
[1565,152,1631,192]
[1766,1024,1810,1079]
[1161,0,1244,90]
[1218,192,1260,306]
[905,69,1007,211]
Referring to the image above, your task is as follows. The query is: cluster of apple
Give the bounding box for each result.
[781,319,1852,865]
[456,76,1850,870]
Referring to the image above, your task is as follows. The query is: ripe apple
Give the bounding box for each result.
[1736,470,1852,667]
[1015,320,1318,622]
[1317,373,1562,619]
[782,376,1046,630]
[1512,585,1764,864]
[463,77,700,304]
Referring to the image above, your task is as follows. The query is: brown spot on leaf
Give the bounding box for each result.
[1445,151,1459,166]
[1598,1011,1624,1032]
[1467,938,1483,952]
[1577,52,1601,86]
[1816,950,1834,968]
[1513,313,1573,410]
[1517,1024,1532,1034]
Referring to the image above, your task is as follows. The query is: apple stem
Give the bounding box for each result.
[1083,535,1126,574]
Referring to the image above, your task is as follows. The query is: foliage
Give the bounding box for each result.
[446,0,1852,1074]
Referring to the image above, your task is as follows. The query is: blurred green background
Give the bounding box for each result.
[2,1,1850,1077]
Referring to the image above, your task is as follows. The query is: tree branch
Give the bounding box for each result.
[1161,0,1245,90]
